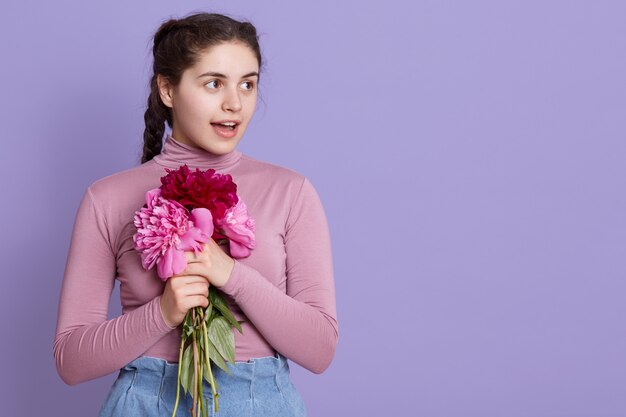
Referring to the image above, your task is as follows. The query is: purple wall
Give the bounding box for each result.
[3,0,625,416]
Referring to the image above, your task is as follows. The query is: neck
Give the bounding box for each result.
[152,135,243,171]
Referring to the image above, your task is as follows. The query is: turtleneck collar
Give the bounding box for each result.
[153,135,243,171]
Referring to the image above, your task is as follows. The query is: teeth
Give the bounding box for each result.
[220,122,236,126]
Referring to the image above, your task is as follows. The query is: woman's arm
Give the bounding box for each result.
[53,187,176,386]
[219,177,339,374]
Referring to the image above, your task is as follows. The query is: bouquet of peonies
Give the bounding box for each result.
[133,165,255,417]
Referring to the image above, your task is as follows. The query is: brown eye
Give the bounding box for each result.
[241,81,254,90]
[205,80,220,89]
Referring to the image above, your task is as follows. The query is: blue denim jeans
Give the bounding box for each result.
[98,353,307,416]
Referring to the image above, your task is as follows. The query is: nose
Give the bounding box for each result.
[222,86,242,112]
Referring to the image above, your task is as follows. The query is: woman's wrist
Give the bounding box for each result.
[215,257,235,288]
[158,295,178,329]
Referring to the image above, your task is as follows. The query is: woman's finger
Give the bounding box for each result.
[169,274,209,285]
[184,241,211,263]
[178,282,210,297]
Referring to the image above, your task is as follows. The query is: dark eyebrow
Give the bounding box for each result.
[197,71,259,79]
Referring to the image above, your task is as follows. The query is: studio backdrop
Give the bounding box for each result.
[1,0,625,416]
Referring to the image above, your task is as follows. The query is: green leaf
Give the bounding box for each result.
[180,343,193,395]
[205,336,231,375]
[209,288,227,311]
[203,304,213,324]
[182,312,196,337]
[208,316,236,364]
[210,289,243,333]
[183,322,193,338]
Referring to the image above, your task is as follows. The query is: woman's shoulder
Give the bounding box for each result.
[236,154,326,210]
[238,153,307,187]
[83,161,160,211]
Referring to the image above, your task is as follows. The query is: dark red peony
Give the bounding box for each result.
[159,165,239,223]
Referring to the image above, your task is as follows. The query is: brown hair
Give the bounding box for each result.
[141,12,263,164]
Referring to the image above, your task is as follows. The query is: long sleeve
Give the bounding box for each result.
[53,187,176,386]
[220,177,339,374]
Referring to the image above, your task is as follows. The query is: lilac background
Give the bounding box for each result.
[2,0,625,416]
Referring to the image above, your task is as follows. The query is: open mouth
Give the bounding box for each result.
[211,121,240,138]
[210,121,239,130]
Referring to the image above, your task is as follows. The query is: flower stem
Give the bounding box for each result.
[198,360,205,417]
[171,330,185,417]
[202,318,219,413]
[191,310,199,417]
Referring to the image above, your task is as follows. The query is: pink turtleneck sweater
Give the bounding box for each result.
[53,135,338,386]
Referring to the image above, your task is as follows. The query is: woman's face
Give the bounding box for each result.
[158,41,259,154]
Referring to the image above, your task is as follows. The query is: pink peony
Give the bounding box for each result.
[217,199,256,258]
[133,188,214,280]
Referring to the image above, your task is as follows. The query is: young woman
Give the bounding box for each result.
[53,12,338,416]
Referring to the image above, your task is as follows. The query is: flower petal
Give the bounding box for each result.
[157,247,187,280]
[228,240,251,258]
[145,188,162,208]
[178,227,207,252]
[218,200,256,253]
[190,208,214,236]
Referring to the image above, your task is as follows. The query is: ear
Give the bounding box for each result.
[157,74,174,108]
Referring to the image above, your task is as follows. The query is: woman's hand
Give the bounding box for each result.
[181,238,235,288]
[159,275,210,328]
[159,239,235,328]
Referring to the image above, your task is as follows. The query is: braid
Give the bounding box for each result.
[141,75,169,164]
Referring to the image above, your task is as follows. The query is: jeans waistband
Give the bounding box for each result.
[121,352,288,380]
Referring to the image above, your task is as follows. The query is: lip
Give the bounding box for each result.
[211,122,239,139]
[211,120,241,125]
